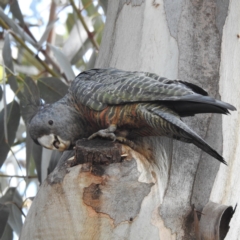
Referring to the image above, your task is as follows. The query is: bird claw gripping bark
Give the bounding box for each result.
[88,125,117,141]
[88,131,136,149]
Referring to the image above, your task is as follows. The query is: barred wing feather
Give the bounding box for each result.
[70,68,236,115]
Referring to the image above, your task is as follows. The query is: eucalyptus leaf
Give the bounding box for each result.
[20,76,40,124]
[38,18,58,49]
[2,34,13,70]
[9,0,24,26]
[2,33,23,100]
[47,151,62,175]
[33,144,43,183]
[25,133,40,183]
[25,132,33,176]
[0,100,20,168]
[99,0,108,13]
[24,77,40,100]
[62,20,88,62]
[41,148,52,182]
[21,77,42,181]
[95,28,103,45]
[0,203,9,238]
[0,188,23,236]
[82,0,97,16]
[0,86,2,101]
[26,132,42,183]
[71,38,92,65]
[0,170,9,194]
[29,134,42,183]
[0,8,36,47]
[48,44,75,81]
[66,13,75,33]
[0,0,8,10]
[92,15,104,31]
[86,50,97,70]
[0,223,13,240]
[37,77,68,103]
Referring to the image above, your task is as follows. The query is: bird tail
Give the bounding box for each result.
[163,95,236,117]
[141,104,227,165]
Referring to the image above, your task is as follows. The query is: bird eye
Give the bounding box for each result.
[48,120,53,125]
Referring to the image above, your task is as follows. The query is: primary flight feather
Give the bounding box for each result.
[28,68,236,164]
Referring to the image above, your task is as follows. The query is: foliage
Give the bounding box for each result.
[0,0,106,238]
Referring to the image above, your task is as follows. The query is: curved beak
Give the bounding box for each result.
[37,134,71,151]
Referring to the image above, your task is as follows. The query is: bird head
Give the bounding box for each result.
[28,97,86,151]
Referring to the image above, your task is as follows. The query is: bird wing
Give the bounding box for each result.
[70,68,236,113]
[144,104,226,164]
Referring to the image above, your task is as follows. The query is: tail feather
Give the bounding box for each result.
[178,94,236,111]
[163,95,236,117]
[164,101,231,117]
[142,104,227,164]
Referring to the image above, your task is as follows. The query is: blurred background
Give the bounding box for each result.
[0,0,106,238]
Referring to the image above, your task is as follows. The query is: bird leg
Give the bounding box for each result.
[88,125,117,141]
[88,125,136,149]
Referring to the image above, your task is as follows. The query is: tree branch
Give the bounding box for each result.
[0,18,59,77]
[69,0,99,51]
[0,174,38,179]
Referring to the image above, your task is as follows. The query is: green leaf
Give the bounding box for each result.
[82,0,97,16]
[0,86,2,101]
[20,76,40,124]
[0,204,9,238]
[92,15,104,45]
[62,20,89,63]
[48,44,75,81]
[18,76,43,181]
[99,0,108,14]
[0,100,20,168]
[26,133,42,183]
[96,28,103,45]
[0,223,13,240]
[0,188,23,236]
[37,77,68,103]
[26,133,43,183]
[9,0,24,26]
[19,77,42,177]
[71,38,92,65]
[2,33,23,100]
[47,151,62,175]
[26,128,42,183]
[0,0,8,10]
[86,50,97,70]
[32,142,43,183]
[92,15,104,32]
[0,9,35,47]
[66,13,75,33]
[38,18,58,48]
[24,77,39,100]
[3,33,16,91]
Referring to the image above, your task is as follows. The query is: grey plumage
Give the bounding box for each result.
[28,68,236,164]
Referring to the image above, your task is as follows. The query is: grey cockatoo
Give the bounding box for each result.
[28,68,236,164]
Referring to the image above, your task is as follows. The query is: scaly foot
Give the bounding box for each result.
[88,125,117,141]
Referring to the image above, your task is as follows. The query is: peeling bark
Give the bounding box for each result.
[20,143,162,240]
[20,0,240,239]
[83,159,153,225]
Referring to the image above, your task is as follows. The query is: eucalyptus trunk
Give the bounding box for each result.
[20,1,240,239]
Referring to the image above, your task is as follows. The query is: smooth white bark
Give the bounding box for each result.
[20,1,240,239]
[211,0,240,239]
